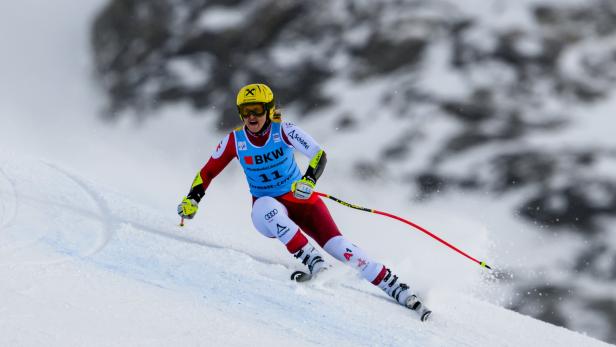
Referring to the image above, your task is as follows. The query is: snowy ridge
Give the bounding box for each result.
[0,157,609,346]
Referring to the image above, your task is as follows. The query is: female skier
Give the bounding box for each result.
[178,83,431,321]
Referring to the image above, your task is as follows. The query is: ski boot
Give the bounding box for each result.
[378,268,432,321]
[405,294,432,322]
[290,244,326,282]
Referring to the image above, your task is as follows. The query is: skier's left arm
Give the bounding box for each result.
[178,133,237,220]
[282,122,328,199]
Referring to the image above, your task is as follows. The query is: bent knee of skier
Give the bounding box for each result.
[252,196,300,244]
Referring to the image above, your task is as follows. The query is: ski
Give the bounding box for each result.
[290,270,313,282]
[290,264,329,283]
[420,310,432,322]
[291,270,432,321]
[406,295,432,322]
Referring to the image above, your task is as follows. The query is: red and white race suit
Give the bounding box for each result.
[193,121,388,284]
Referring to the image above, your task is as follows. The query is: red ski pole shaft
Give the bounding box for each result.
[316,192,492,270]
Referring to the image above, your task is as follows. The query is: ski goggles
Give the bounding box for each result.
[239,103,267,118]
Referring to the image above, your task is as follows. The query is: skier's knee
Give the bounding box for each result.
[251,196,284,238]
[252,196,284,223]
[251,196,300,244]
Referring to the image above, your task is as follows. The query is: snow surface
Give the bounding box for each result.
[0,156,610,347]
[0,0,614,345]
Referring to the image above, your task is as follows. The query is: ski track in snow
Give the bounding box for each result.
[0,158,612,347]
[47,161,294,272]
[44,162,115,258]
[0,162,113,265]
[48,160,294,272]
[0,159,290,270]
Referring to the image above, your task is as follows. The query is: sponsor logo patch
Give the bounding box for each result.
[287,129,310,150]
[243,147,285,165]
[265,209,278,221]
[343,248,353,261]
[273,133,281,143]
[238,141,247,151]
[276,223,289,238]
[357,258,367,268]
[212,134,230,159]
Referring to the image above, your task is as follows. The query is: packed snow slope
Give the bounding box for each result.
[0,156,610,347]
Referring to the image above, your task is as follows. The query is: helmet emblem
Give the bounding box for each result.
[245,88,256,96]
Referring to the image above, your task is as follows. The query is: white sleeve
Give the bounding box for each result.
[281,122,322,159]
[211,133,230,159]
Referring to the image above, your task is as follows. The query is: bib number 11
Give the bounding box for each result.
[259,170,283,183]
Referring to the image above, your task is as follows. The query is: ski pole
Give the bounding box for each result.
[316,192,492,270]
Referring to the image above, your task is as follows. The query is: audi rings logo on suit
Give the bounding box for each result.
[265,209,278,221]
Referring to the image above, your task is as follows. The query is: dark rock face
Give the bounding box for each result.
[520,180,616,232]
[350,34,427,78]
[92,0,332,127]
[91,0,616,342]
[90,0,437,127]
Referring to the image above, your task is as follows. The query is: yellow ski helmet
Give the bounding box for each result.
[236,83,279,122]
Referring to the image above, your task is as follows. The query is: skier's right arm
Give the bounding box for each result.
[178,133,237,219]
